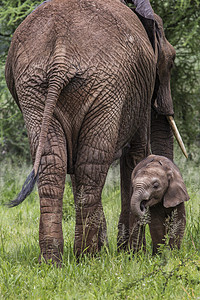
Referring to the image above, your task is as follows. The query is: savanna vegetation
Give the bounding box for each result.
[0,148,199,299]
[0,1,199,299]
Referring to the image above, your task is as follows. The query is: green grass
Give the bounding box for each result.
[0,148,199,299]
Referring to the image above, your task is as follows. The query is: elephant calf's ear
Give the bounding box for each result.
[163,167,190,208]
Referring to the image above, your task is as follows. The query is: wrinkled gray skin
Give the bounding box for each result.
[129,155,189,254]
[5,0,176,264]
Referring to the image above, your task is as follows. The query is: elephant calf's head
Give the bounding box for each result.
[130,155,189,218]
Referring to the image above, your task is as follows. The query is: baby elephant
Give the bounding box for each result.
[129,154,189,254]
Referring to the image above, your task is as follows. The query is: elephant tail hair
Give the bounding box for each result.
[7,169,37,207]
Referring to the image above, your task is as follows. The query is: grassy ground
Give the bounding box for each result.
[0,147,199,299]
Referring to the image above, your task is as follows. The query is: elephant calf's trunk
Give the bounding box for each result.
[130,198,146,218]
[130,199,151,226]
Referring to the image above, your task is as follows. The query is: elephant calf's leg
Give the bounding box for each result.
[167,203,186,250]
[149,204,166,254]
[37,125,67,264]
[150,203,186,254]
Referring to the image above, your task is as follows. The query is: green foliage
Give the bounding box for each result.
[151,0,200,146]
[0,154,199,299]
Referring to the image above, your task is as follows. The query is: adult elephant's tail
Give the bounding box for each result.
[7,76,69,207]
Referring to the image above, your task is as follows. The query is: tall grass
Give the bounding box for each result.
[0,147,199,299]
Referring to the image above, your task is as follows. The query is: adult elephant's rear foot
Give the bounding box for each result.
[35,124,67,265]
[38,197,64,266]
[74,195,108,257]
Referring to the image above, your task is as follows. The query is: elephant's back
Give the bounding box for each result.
[5,0,156,171]
[7,0,154,79]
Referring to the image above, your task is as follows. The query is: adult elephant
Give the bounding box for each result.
[5,0,186,264]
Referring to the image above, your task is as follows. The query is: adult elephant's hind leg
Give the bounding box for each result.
[73,133,116,257]
[36,121,67,265]
[118,125,150,251]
